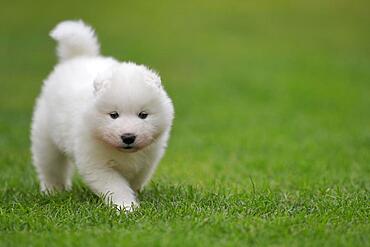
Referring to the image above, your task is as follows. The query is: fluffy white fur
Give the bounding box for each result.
[31,20,174,211]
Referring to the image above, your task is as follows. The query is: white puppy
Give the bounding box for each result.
[31,20,174,211]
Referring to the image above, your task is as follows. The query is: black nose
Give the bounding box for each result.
[121,133,136,145]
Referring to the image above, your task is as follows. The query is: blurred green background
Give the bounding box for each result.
[0,0,369,246]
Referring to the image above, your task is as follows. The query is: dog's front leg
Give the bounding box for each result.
[79,164,138,212]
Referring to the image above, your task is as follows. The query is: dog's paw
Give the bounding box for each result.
[116,201,139,214]
[40,182,71,195]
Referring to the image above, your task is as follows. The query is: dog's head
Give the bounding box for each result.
[86,63,174,152]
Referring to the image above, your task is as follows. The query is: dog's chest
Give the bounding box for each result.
[106,155,148,181]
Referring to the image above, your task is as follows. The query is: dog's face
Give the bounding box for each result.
[87,63,174,152]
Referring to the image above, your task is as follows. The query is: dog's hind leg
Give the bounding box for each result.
[31,132,73,193]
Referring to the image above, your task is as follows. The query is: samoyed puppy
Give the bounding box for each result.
[31,20,174,211]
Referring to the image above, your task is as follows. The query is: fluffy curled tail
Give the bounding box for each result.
[50,20,100,62]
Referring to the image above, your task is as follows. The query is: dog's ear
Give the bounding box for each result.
[93,77,109,95]
[142,66,162,89]
[93,68,114,95]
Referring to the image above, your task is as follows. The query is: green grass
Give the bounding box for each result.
[0,0,369,246]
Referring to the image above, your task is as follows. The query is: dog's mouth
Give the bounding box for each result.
[118,145,139,153]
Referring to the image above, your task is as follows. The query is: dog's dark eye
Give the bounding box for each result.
[138,111,148,119]
[109,111,119,119]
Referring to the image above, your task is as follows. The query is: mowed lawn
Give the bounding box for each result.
[0,0,369,246]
